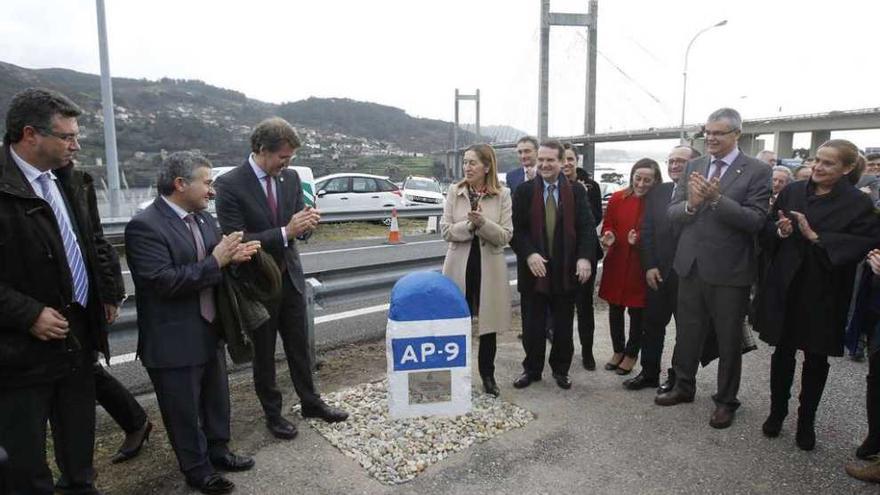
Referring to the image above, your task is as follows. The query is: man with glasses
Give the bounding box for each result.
[655,108,771,430]
[0,88,113,494]
[624,145,699,392]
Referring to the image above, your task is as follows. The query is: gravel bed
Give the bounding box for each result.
[293,379,535,484]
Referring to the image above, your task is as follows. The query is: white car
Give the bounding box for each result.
[401,176,444,206]
[313,173,404,213]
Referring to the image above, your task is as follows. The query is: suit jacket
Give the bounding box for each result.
[125,198,223,369]
[668,151,771,287]
[640,182,679,279]
[0,148,113,385]
[440,184,513,335]
[510,176,596,294]
[505,167,527,194]
[214,161,307,294]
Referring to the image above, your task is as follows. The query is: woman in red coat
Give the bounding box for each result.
[599,158,662,375]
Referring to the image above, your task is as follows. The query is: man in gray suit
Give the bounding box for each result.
[655,108,771,430]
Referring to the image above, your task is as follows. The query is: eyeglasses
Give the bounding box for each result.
[33,126,80,144]
[703,129,738,138]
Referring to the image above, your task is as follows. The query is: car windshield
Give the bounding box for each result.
[405,179,440,193]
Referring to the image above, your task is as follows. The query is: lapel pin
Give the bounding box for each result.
[737,169,742,174]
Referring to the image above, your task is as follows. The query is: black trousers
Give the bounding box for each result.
[521,291,575,377]
[575,271,596,359]
[94,363,147,434]
[252,275,320,419]
[609,304,644,357]
[768,346,830,421]
[478,333,497,378]
[867,348,879,447]
[147,348,230,484]
[672,267,749,409]
[639,272,678,379]
[0,352,97,495]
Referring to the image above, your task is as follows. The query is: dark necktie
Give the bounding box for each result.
[184,214,216,323]
[545,184,557,257]
[38,173,89,306]
[265,175,278,224]
[710,159,725,181]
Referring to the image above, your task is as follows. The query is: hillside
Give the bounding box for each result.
[0,61,480,183]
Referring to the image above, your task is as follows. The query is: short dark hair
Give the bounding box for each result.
[250,117,301,154]
[4,88,82,146]
[516,135,539,150]
[866,152,880,161]
[157,151,212,196]
[539,139,565,160]
[562,142,579,159]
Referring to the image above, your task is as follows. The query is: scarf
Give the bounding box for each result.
[529,175,577,294]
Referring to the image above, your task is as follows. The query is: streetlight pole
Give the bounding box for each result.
[679,19,727,143]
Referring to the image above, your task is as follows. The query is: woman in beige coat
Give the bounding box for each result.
[441,143,513,397]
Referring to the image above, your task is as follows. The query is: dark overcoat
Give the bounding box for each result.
[756,179,880,356]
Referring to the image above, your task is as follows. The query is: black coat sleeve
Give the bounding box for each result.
[510,183,539,260]
[574,185,597,262]
[639,191,659,271]
[84,177,125,303]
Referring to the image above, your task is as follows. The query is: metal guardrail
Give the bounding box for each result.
[101,206,445,245]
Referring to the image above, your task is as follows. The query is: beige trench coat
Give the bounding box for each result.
[440,184,513,336]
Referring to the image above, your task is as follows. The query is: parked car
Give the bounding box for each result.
[401,176,445,206]
[136,165,315,215]
[313,173,405,213]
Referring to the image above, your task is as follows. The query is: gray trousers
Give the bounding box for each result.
[672,267,749,410]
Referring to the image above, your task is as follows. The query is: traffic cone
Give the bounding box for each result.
[386,208,405,245]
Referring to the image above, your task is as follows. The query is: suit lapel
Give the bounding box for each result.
[719,151,747,193]
[698,156,711,179]
[154,198,197,258]
[243,162,274,223]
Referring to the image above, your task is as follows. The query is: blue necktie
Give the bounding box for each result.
[38,173,89,306]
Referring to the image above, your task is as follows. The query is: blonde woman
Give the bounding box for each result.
[441,144,513,396]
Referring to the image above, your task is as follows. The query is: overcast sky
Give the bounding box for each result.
[3,0,879,151]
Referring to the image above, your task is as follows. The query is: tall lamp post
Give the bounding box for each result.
[679,19,727,143]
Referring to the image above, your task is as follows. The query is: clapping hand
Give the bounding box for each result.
[600,231,615,249]
[775,210,793,238]
[212,231,244,267]
[231,240,261,264]
[788,211,818,242]
[627,229,638,245]
[287,206,321,238]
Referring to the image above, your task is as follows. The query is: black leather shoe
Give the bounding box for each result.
[582,354,596,371]
[211,452,255,472]
[658,368,676,394]
[856,436,880,460]
[187,473,235,495]
[654,389,694,406]
[552,373,572,390]
[266,416,298,440]
[302,402,349,423]
[795,417,816,451]
[111,421,152,464]
[623,372,659,391]
[513,372,541,389]
[762,413,785,438]
[481,375,500,397]
[709,406,735,429]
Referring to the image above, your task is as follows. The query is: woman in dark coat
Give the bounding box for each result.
[757,139,880,451]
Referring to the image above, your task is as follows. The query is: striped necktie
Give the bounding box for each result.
[37,173,89,306]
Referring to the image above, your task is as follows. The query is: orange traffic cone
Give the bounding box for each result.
[385,208,405,245]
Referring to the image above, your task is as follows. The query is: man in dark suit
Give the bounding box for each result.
[505,136,539,194]
[0,88,121,495]
[126,151,258,494]
[214,118,347,440]
[623,145,699,391]
[510,140,597,390]
[655,108,772,430]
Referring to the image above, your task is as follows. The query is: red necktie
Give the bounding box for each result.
[184,214,216,323]
[265,175,278,223]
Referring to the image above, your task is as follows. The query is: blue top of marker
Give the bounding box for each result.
[388,271,470,322]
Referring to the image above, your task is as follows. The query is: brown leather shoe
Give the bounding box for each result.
[845,459,880,484]
[710,406,735,429]
[654,389,694,406]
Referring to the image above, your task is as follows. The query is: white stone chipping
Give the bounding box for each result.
[294,379,534,484]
